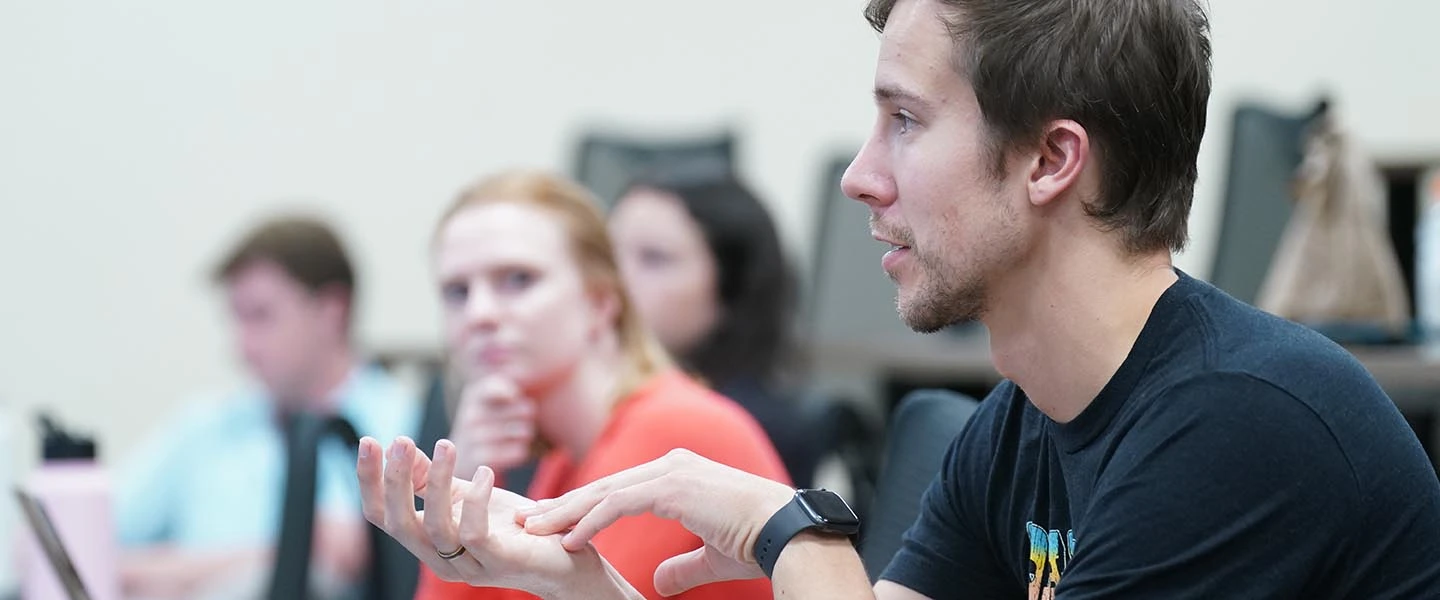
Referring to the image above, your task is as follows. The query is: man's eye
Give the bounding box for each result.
[892,111,917,134]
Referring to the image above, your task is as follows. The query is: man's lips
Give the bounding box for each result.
[871,231,912,250]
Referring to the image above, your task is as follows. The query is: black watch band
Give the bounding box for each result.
[754,497,812,578]
[753,489,860,578]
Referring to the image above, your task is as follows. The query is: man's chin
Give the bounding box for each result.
[897,292,983,334]
[896,296,945,334]
[900,314,951,335]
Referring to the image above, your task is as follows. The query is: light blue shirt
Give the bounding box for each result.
[115,365,419,548]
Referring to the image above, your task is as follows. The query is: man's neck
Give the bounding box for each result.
[982,242,1177,423]
[531,339,625,461]
[295,347,358,414]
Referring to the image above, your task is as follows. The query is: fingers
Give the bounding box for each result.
[357,436,477,583]
[455,397,535,432]
[451,377,537,474]
[519,449,791,571]
[559,478,669,551]
[455,376,531,424]
[518,483,615,536]
[357,437,386,527]
[382,437,478,582]
[472,375,521,403]
[423,440,461,553]
[382,438,425,537]
[654,547,708,597]
[458,465,496,556]
[519,454,678,536]
[654,546,749,597]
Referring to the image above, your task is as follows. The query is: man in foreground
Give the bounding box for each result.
[359,0,1440,597]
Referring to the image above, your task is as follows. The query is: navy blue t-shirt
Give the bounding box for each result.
[882,271,1440,598]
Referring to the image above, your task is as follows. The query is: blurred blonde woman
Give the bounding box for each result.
[376,170,787,600]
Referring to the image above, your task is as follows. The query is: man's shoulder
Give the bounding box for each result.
[1137,371,1324,429]
[121,385,271,473]
[166,387,271,436]
[1155,277,1384,410]
[1116,367,1424,515]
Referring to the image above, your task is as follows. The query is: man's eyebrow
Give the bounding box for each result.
[874,84,933,111]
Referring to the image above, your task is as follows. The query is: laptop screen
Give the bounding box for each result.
[13,488,92,600]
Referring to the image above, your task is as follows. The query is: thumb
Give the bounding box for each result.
[457,375,521,417]
[476,374,520,400]
[653,545,757,597]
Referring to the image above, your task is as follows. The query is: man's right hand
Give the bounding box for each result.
[518,450,901,600]
[450,376,536,476]
[517,449,795,596]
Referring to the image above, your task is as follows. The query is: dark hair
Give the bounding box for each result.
[621,171,798,386]
[865,0,1212,254]
[213,215,357,321]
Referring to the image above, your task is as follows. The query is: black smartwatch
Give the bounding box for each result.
[753,489,861,578]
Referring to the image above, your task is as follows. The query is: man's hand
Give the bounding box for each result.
[450,376,536,477]
[357,436,639,600]
[518,449,794,596]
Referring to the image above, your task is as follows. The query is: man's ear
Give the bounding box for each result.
[1026,120,1091,208]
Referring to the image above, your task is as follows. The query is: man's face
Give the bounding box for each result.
[842,0,1032,333]
[225,260,342,401]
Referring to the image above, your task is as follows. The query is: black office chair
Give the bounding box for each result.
[570,130,737,209]
[806,396,884,520]
[859,389,979,582]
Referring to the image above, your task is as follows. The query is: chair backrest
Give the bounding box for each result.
[806,396,884,520]
[860,389,979,582]
[805,152,921,344]
[570,130,736,209]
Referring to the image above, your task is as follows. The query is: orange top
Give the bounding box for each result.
[415,370,789,600]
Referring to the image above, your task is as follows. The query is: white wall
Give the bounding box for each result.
[1,0,1437,476]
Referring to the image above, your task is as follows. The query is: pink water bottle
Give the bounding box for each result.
[18,416,119,600]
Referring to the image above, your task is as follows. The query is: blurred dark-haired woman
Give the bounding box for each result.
[609,171,820,486]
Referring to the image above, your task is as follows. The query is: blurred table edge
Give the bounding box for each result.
[809,334,1440,408]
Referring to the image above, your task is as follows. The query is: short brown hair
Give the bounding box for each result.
[436,170,673,399]
[865,0,1212,254]
[214,215,356,307]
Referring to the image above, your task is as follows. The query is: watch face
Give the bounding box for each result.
[798,489,860,530]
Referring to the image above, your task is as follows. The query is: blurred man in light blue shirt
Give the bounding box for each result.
[115,216,418,599]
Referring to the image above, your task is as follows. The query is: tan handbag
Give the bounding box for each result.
[1255,114,1411,335]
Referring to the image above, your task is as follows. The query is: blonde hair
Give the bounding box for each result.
[435,169,673,400]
